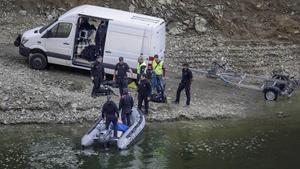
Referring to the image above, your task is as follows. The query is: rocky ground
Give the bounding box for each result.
[0,0,299,124]
[0,44,262,124]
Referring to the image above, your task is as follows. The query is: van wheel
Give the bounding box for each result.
[264,89,278,101]
[29,53,47,70]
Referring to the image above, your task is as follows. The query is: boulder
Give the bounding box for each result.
[168,22,187,35]
[18,10,27,16]
[129,4,135,12]
[195,16,208,33]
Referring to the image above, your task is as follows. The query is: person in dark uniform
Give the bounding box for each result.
[101,95,119,138]
[79,17,96,31]
[119,88,134,126]
[138,74,151,114]
[113,57,133,96]
[174,63,193,107]
[95,21,108,57]
[91,57,105,98]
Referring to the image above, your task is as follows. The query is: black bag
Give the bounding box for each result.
[150,93,167,103]
[81,45,96,61]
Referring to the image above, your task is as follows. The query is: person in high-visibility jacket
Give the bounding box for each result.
[151,54,165,95]
[136,56,147,85]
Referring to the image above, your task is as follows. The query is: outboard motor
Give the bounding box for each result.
[98,129,112,143]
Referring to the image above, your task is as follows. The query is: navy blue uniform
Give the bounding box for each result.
[119,94,134,126]
[115,63,130,95]
[175,68,193,105]
[91,61,105,97]
[95,23,107,56]
[138,79,151,114]
[101,101,119,137]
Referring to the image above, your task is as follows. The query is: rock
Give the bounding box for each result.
[16,100,21,105]
[0,102,8,111]
[276,111,289,118]
[3,96,9,101]
[58,8,66,12]
[47,15,54,20]
[19,10,27,16]
[194,16,208,33]
[158,0,166,5]
[71,103,78,109]
[168,22,187,35]
[129,4,135,12]
[183,19,191,25]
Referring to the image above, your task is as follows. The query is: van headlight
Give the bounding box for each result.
[21,37,29,45]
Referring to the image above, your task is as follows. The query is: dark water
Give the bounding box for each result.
[0,91,299,169]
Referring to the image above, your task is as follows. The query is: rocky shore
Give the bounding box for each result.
[0,43,262,124]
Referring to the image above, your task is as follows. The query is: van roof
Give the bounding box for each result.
[60,5,164,27]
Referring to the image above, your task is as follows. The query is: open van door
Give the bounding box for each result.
[103,21,145,75]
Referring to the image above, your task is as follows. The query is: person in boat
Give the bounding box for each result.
[101,95,119,138]
[119,88,134,126]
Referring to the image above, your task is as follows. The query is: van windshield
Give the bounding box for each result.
[39,18,58,33]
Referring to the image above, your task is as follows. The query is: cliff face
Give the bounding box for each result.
[3,0,300,42]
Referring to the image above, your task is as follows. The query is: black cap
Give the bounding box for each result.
[183,63,189,67]
[154,55,159,58]
[119,57,124,61]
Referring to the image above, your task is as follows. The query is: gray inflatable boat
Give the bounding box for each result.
[81,107,145,150]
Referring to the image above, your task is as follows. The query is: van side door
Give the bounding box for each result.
[42,22,74,63]
[103,22,145,75]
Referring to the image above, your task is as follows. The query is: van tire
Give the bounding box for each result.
[29,53,47,70]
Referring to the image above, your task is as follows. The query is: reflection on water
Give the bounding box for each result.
[0,90,299,169]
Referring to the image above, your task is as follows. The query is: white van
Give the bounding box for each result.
[15,5,165,78]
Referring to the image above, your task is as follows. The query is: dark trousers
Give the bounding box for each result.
[175,82,191,105]
[92,77,102,96]
[105,116,117,137]
[138,95,149,114]
[136,74,141,86]
[117,78,128,96]
[121,111,131,126]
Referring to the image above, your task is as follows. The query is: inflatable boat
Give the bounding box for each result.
[81,107,145,150]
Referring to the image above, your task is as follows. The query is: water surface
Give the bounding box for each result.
[0,90,299,169]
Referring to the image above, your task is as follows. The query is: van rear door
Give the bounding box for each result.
[103,21,145,75]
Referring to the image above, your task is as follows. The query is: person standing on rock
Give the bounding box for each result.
[136,55,147,85]
[101,95,119,138]
[113,57,133,96]
[152,54,165,95]
[91,57,105,98]
[138,73,151,114]
[119,88,134,126]
[173,63,193,107]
